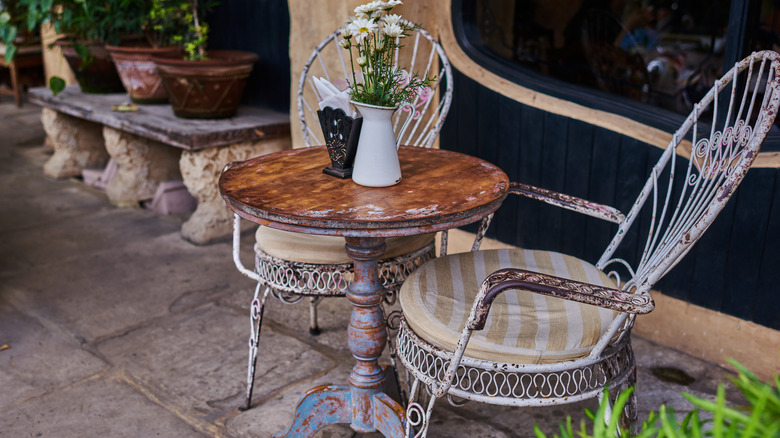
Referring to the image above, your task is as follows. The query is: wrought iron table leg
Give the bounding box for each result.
[275,237,405,438]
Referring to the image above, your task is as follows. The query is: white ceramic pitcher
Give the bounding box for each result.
[350,101,416,187]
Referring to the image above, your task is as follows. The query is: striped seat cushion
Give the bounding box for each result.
[256,226,435,265]
[399,249,619,364]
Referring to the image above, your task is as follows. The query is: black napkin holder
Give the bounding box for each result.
[317,107,362,178]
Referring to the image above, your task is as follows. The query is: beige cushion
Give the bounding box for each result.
[255,226,435,264]
[399,248,619,364]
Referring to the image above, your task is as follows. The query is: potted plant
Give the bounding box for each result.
[106,0,183,103]
[0,0,41,62]
[51,0,144,94]
[336,0,434,187]
[3,0,144,94]
[150,0,258,119]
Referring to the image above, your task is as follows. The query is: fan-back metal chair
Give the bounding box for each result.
[396,50,780,437]
[230,21,458,411]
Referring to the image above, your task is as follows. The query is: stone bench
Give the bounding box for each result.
[29,86,291,244]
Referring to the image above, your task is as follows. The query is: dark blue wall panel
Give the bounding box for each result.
[442,68,779,330]
[208,0,290,112]
[754,173,780,328]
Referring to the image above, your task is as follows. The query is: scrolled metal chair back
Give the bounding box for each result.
[596,51,780,294]
[297,19,453,148]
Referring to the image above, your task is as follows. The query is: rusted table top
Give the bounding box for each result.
[219,146,509,237]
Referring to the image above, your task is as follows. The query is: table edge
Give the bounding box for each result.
[223,193,507,237]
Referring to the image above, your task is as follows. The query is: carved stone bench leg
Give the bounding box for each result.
[103,126,182,208]
[180,138,290,245]
[41,108,108,178]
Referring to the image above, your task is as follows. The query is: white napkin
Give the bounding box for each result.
[313,77,355,117]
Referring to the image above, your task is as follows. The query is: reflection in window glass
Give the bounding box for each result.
[476,0,748,115]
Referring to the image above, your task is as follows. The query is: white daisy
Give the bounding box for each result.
[382,22,403,38]
[383,14,401,25]
[349,17,378,44]
[354,1,384,17]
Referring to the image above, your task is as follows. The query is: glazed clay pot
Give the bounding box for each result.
[152,50,258,119]
[57,40,125,94]
[106,45,180,103]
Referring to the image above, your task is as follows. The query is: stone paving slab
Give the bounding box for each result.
[219,282,357,355]
[0,373,208,437]
[1,232,238,342]
[0,182,111,232]
[0,109,46,150]
[225,357,358,437]
[0,300,108,410]
[0,207,181,275]
[96,303,337,432]
[226,359,515,438]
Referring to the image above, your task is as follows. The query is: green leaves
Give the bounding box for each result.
[4,44,17,63]
[49,76,66,97]
[531,387,633,438]
[534,361,779,438]
[0,20,17,44]
[0,11,18,63]
[148,1,215,58]
[72,41,94,68]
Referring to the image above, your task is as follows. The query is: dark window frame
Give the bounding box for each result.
[451,0,780,151]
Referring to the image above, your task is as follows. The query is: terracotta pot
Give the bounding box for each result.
[106,45,180,104]
[152,50,258,119]
[57,40,125,94]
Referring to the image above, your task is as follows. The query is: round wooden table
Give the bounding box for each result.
[219,146,508,438]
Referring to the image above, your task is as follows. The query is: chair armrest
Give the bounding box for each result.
[468,268,654,330]
[509,182,625,224]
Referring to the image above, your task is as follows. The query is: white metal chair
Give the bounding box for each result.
[396,50,780,436]
[231,22,458,411]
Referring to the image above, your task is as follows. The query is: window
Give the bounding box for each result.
[456,0,780,147]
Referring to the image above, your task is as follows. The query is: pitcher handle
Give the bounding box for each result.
[395,101,416,149]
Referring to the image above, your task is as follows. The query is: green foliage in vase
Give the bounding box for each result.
[534,361,779,438]
[337,0,434,108]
